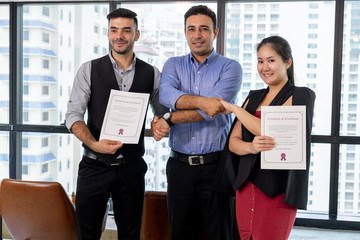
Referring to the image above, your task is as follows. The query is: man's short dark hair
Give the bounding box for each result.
[184,5,217,30]
[107,8,138,30]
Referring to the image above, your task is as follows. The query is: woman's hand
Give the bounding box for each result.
[250,136,275,154]
[220,100,236,114]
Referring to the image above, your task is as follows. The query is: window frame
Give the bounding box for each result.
[1,0,360,234]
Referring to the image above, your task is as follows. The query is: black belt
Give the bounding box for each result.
[83,149,125,166]
[170,150,221,165]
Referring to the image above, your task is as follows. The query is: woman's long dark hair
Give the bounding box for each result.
[256,36,295,85]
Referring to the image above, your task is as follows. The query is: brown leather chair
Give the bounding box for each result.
[140,191,240,240]
[140,191,170,240]
[0,178,78,240]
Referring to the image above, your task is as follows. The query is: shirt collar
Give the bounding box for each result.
[108,50,137,70]
[189,48,217,65]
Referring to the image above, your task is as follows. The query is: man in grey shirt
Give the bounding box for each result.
[65,8,168,240]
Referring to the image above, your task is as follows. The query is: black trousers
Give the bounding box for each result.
[166,157,234,240]
[75,156,147,240]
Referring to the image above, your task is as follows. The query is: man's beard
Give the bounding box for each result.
[112,40,134,55]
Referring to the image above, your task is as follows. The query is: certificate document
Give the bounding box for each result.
[260,106,306,170]
[99,89,150,144]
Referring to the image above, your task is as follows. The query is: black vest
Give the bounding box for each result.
[84,55,154,161]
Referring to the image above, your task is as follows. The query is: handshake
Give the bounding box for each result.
[150,96,236,141]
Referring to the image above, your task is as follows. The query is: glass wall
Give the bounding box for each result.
[225,1,335,136]
[22,4,109,126]
[1,0,360,228]
[0,5,9,124]
[341,1,360,138]
[21,132,82,194]
[0,131,9,179]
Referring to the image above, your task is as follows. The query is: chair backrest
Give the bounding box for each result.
[0,178,78,240]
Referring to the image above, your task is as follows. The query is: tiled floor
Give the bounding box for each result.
[289,226,360,240]
[102,216,360,239]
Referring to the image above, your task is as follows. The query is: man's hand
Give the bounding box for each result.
[199,97,225,118]
[150,116,170,141]
[71,121,123,154]
[90,139,123,154]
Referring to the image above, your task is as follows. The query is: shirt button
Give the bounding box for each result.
[121,72,124,75]
[251,209,254,211]
[192,137,195,140]
[192,152,195,154]
[195,87,198,89]
[197,71,200,74]
[252,198,255,200]
[250,221,253,223]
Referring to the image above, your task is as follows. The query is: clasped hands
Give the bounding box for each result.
[150,97,226,141]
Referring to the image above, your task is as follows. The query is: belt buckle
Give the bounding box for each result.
[188,155,204,165]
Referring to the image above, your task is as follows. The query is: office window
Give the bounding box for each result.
[244,24,252,31]
[42,86,49,95]
[271,4,280,11]
[270,24,279,31]
[42,59,50,69]
[42,32,50,43]
[348,94,357,101]
[308,53,317,58]
[94,45,99,54]
[42,112,49,121]
[23,111,29,123]
[23,29,29,40]
[94,25,99,34]
[244,14,253,21]
[270,14,279,21]
[348,104,357,111]
[243,44,252,51]
[350,64,358,71]
[41,163,49,174]
[349,74,358,82]
[22,165,29,175]
[309,13,318,18]
[24,57,29,68]
[257,14,266,21]
[257,24,266,31]
[23,6,30,13]
[42,6,50,16]
[349,84,357,91]
[309,23,318,29]
[23,138,29,148]
[23,84,29,95]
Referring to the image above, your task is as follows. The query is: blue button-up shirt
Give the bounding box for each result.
[159,50,242,155]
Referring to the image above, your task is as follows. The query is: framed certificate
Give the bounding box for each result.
[99,89,150,144]
[260,106,306,170]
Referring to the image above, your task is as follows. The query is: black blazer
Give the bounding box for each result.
[214,81,315,209]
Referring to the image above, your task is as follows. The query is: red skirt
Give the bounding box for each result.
[236,181,297,240]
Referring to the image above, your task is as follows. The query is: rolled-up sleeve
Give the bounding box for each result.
[197,60,243,121]
[65,62,91,132]
[159,58,187,110]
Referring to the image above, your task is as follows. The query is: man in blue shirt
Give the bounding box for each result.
[151,5,242,240]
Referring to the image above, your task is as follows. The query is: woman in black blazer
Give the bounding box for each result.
[220,36,315,240]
